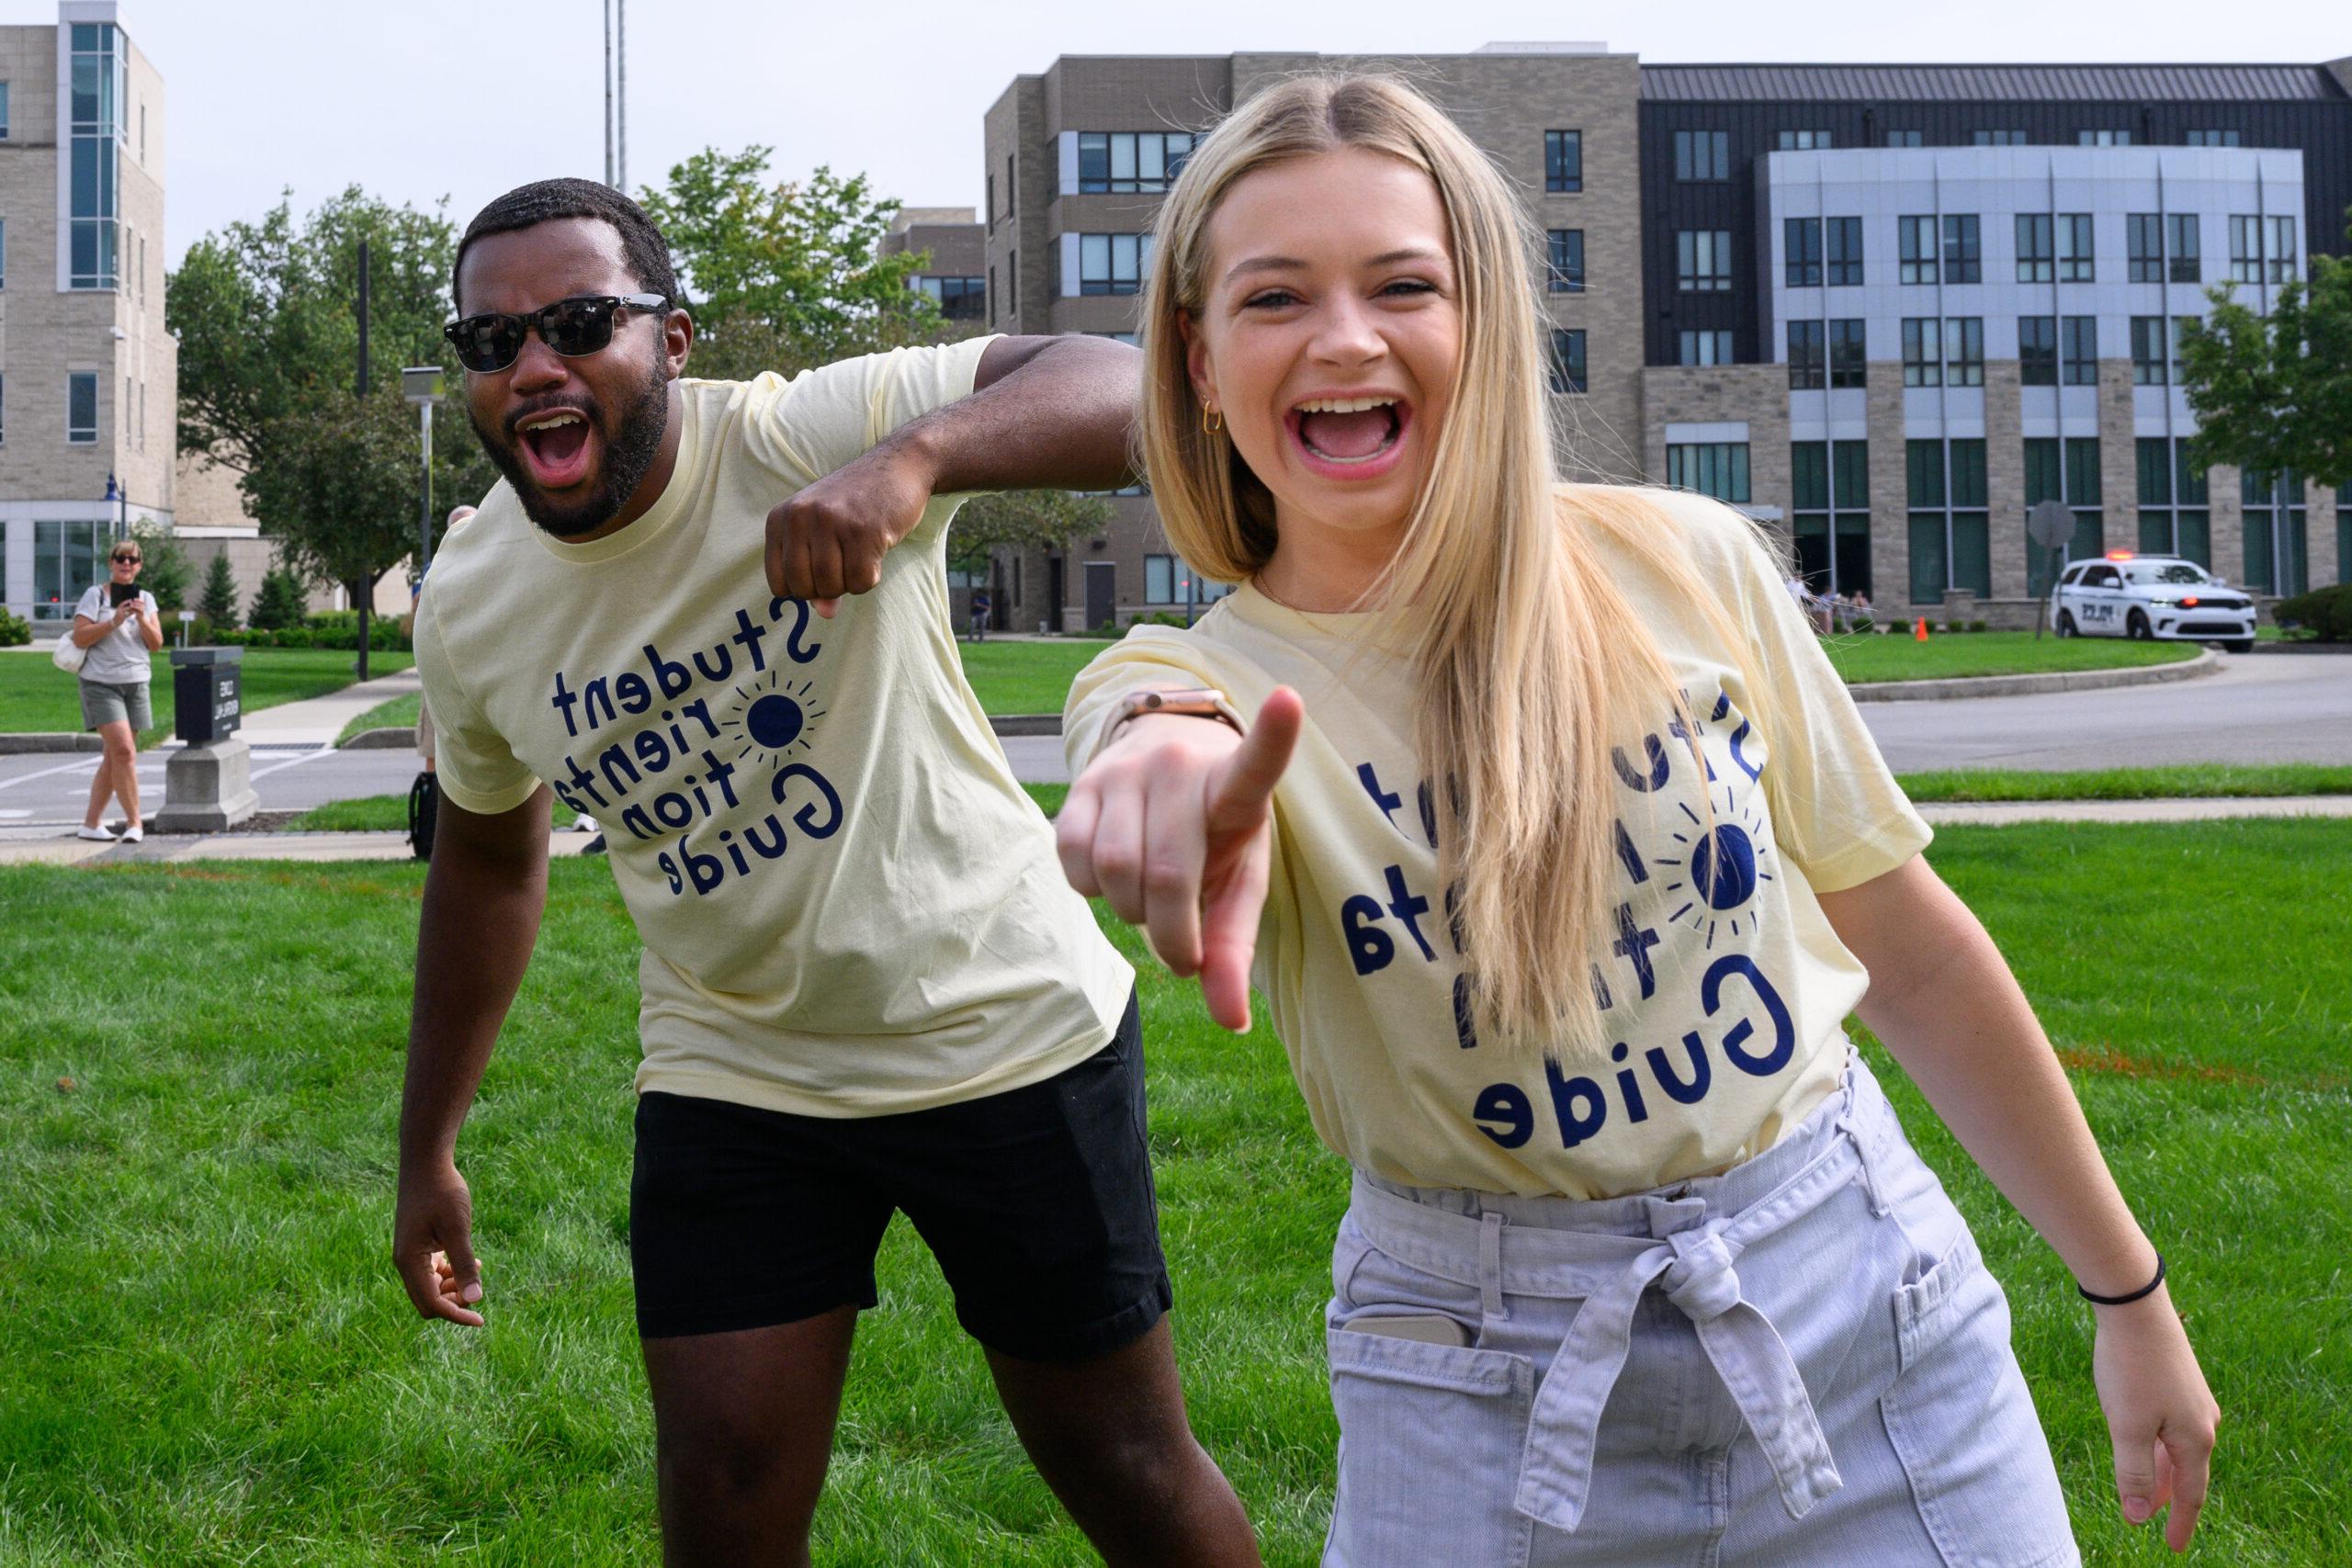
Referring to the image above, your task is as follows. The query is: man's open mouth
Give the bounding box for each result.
[514,408,598,490]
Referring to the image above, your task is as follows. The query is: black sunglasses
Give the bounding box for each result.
[443,293,670,374]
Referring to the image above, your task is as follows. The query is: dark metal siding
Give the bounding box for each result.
[1638,96,2352,367]
[1642,64,2344,103]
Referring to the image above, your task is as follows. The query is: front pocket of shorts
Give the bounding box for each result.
[1880,1232,2076,1567]
[1323,1325,1536,1568]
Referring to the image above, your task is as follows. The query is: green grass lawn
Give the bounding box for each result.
[1896,764,2352,803]
[1825,630,2198,683]
[0,649,414,748]
[336,692,423,748]
[3,820,2345,1564]
[956,638,1115,715]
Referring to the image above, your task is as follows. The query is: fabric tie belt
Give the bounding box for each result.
[1349,1089,1892,1537]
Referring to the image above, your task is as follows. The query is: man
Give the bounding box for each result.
[391,178,1259,1567]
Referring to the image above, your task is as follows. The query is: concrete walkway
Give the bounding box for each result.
[3,795,2345,867]
[238,665,421,748]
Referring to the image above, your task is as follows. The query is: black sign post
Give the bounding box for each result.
[170,647,244,745]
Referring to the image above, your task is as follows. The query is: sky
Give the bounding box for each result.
[52,0,2348,269]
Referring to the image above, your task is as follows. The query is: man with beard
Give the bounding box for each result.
[391,179,1261,1567]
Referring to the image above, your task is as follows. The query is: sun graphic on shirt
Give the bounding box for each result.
[718,672,825,769]
[1648,691,1778,952]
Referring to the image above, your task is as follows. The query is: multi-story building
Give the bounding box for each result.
[0,1,174,628]
[983,48,2350,628]
[880,205,987,328]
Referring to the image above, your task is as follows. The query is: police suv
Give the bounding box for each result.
[2049,553,2256,652]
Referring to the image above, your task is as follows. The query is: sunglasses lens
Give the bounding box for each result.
[451,316,523,373]
[543,299,616,357]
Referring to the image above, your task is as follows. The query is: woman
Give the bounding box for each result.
[1056,77,2216,1565]
[69,540,164,842]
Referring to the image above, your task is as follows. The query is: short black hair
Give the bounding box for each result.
[453,177,682,312]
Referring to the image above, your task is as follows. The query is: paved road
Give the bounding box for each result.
[4,653,2342,831]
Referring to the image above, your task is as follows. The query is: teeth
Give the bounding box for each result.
[1295,396,1398,414]
[521,412,585,432]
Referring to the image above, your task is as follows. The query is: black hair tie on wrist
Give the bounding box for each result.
[2078,1254,2165,1306]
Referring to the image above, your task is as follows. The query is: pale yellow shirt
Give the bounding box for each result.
[1066,488,1930,1198]
[417,339,1133,1117]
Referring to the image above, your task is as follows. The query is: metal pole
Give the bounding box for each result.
[616,0,627,193]
[419,400,435,579]
[603,0,614,186]
[356,238,370,398]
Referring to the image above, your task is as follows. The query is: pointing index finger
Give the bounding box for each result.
[1204,688,1303,841]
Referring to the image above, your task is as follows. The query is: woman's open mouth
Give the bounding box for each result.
[514,408,599,491]
[1285,395,1411,481]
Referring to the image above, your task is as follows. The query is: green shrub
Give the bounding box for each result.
[1125,612,1191,634]
[197,552,241,629]
[0,607,31,648]
[131,526,195,614]
[247,566,308,632]
[2273,582,2352,643]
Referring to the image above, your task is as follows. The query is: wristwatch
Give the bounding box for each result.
[1108,687,1247,741]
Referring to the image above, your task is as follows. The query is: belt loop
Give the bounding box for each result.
[1839,1108,1892,1218]
[1478,1210,1509,1322]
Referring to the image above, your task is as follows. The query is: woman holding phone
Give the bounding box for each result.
[69,539,164,842]
[1057,75,2216,1565]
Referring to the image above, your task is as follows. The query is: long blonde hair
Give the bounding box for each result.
[1141,74,1775,1061]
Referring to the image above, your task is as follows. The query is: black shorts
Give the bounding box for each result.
[630,990,1170,1362]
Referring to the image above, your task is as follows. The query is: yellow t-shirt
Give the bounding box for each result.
[1065,488,1929,1198]
[417,339,1134,1117]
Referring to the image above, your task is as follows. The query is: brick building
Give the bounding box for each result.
[979,47,2351,629]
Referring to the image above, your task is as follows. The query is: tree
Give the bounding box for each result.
[170,186,498,678]
[638,150,955,382]
[131,525,193,615]
[2178,213,2352,492]
[198,552,241,630]
[944,491,1115,607]
[248,566,307,633]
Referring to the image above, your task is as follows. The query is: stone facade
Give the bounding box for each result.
[1636,362,1792,554]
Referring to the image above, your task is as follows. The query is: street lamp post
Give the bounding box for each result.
[401,367,445,582]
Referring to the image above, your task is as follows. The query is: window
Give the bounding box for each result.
[68,371,97,443]
[2019,316,2057,386]
[2131,316,2169,384]
[2128,214,2164,283]
[1885,130,1923,148]
[1942,214,1982,283]
[2186,130,2240,148]
[1076,131,1195,194]
[1792,440,1872,596]
[1973,130,2027,147]
[1788,321,1826,390]
[1901,318,1942,386]
[2016,214,2054,282]
[1144,555,1175,604]
[1005,156,1015,218]
[1829,320,1866,389]
[2267,216,2297,283]
[1678,330,1734,367]
[1944,317,1984,386]
[916,275,986,321]
[2079,130,2132,147]
[69,23,123,289]
[986,174,995,228]
[1784,218,1822,288]
[1674,130,1729,181]
[986,265,995,325]
[1678,230,1732,292]
[1548,330,1588,394]
[0,80,10,139]
[2056,214,2095,282]
[1898,217,1937,284]
[1826,217,1863,286]
[32,519,108,619]
[1546,229,1585,292]
[2024,437,2106,593]
[1007,248,1017,307]
[1907,439,1991,603]
[2230,216,2261,283]
[2136,437,2211,563]
[1667,443,1749,502]
[2242,471,2309,595]
[2166,215,2201,283]
[1776,130,1833,151]
[1544,130,1582,193]
[2061,315,2098,385]
[1076,232,1153,296]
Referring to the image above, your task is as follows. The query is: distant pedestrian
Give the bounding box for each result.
[68,540,163,842]
[968,585,992,641]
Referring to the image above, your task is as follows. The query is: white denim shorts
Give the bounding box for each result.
[1322,1052,2079,1568]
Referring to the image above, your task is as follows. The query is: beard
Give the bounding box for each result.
[474,344,673,539]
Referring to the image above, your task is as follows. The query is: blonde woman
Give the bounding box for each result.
[1057,76,2217,1565]
[69,539,164,842]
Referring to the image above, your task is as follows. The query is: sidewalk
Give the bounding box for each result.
[4,795,2346,867]
[235,665,422,748]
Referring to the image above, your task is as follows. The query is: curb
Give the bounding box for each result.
[1846,648,2219,704]
[342,727,419,750]
[0,733,102,753]
[989,715,1061,737]
[2247,640,2352,656]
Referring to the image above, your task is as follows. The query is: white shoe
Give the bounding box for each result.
[119,825,145,843]
[75,825,117,841]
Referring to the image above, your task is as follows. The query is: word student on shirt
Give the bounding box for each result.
[391,178,1261,1568]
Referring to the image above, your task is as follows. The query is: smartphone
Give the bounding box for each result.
[110,581,141,607]
[1340,1314,1473,1348]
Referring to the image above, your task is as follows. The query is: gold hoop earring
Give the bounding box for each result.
[1202,405,1223,435]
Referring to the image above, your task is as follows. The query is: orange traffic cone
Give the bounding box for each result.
[1914,617,1929,641]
